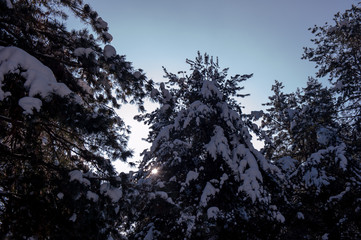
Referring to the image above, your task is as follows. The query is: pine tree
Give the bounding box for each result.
[0,0,150,239]
[302,4,361,157]
[261,78,339,163]
[294,5,361,238]
[284,139,361,239]
[261,79,361,239]
[131,53,284,240]
[260,80,298,162]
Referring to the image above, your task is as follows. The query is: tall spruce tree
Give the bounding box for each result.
[131,53,284,240]
[0,0,150,239]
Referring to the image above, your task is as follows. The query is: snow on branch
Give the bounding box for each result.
[201,80,223,99]
[200,182,218,207]
[0,46,81,114]
[205,125,231,162]
[69,170,91,186]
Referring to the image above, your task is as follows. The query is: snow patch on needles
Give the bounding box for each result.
[207,206,219,219]
[185,171,199,185]
[237,144,265,203]
[95,17,108,29]
[0,46,80,113]
[183,101,212,128]
[1,0,13,8]
[87,191,99,202]
[200,182,218,207]
[69,170,91,186]
[18,97,42,114]
[104,45,116,59]
[177,213,196,237]
[57,192,64,199]
[328,186,350,203]
[143,225,154,240]
[74,47,93,57]
[317,127,334,145]
[69,213,77,222]
[201,80,223,99]
[205,126,231,162]
[151,125,172,152]
[269,205,285,223]
[100,183,123,202]
[133,71,142,79]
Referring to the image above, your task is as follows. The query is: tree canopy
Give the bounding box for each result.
[0,1,361,239]
[0,0,150,239]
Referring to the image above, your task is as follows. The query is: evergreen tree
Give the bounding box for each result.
[302,4,361,157]
[132,53,284,240]
[284,139,361,239]
[292,5,361,238]
[260,80,298,162]
[261,78,339,163]
[261,79,361,239]
[0,0,150,238]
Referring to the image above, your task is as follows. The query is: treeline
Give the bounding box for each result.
[0,1,360,239]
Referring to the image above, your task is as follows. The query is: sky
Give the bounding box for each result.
[79,0,356,172]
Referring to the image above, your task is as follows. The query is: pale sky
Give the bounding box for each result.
[79,0,356,172]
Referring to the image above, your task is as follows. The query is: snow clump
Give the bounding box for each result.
[185,171,199,185]
[1,0,13,8]
[100,182,122,202]
[86,191,99,202]
[103,45,116,59]
[133,71,142,79]
[69,170,91,186]
[95,17,108,29]
[207,206,219,219]
[0,46,80,114]
[18,96,42,114]
[200,182,218,207]
[74,47,93,57]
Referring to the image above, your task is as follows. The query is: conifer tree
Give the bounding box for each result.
[0,0,150,238]
[262,78,338,164]
[132,53,284,240]
[260,80,298,162]
[261,79,361,239]
[294,5,361,238]
[284,136,361,239]
[302,4,361,157]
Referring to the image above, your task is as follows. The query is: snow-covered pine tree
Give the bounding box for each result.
[262,78,338,164]
[261,78,361,239]
[284,139,361,239]
[0,0,150,239]
[302,4,361,159]
[292,5,361,238]
[132,53,284,240]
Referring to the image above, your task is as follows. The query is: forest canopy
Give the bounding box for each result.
[0,0,360,239]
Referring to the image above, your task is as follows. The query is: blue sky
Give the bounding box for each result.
[81,0,356,171]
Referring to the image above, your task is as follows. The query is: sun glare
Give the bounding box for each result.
[151,168,158,175]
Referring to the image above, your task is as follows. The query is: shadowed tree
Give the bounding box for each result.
[0,0,152,239]
[131,53,285,240]
[303,3,361,158]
